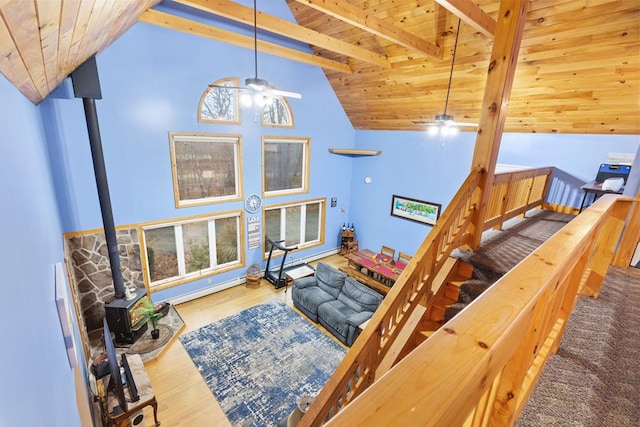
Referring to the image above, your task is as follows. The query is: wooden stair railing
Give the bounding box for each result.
[298,166,555,426]
[298,167,485,426]
[322,194,638,426]
[483,167,553,230]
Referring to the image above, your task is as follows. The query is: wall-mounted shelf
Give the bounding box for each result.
[328,148,381,156]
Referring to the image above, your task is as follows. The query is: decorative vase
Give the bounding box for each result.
[151,328,160,339]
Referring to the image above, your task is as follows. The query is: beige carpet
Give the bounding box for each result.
[517,266,640,426]
[452,209,639,425]
[452,209,575,283]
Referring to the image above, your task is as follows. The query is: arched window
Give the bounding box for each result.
[198,78,240,124]
[262,97,294,128]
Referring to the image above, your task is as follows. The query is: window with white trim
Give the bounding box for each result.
[262,136,309,197]
[169,132,242,208]
[263,199,325,257]
[142,212,242,289]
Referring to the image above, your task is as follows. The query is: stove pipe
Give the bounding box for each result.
[71,56,125,299]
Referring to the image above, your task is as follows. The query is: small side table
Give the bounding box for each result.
[284,264,316,294]
[285,264,316,282]
[104,354,160,426]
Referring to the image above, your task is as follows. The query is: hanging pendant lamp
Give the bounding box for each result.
[413,19,477,135]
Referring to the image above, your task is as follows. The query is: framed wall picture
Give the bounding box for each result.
[390,195,441,226]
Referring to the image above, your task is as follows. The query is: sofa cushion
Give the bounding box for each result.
[318,299,359,339]
[292,285,335,322]
[315,262,346,299]
[338,277,384,312]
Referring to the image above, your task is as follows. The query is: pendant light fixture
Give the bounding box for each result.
[413,19,477,136]
[209,0,301,107]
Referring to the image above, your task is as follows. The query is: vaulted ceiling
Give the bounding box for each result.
[1,0,638,134]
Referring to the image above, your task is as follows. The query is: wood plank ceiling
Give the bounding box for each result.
[1,0,638,135]
[0,0,160,104]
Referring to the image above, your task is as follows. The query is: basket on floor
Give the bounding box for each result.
[246,264,262,288]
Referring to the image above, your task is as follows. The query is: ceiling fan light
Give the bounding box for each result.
[444,126,459,136]
[253,93,266,107]
[427,126,439,136]
[240,92,253,107]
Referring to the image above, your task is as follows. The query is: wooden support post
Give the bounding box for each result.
[613,199,640,267]
[469,0,529,250]
[552,248,590,354]
[582,198,629,297]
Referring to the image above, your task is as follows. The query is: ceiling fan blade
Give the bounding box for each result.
[266,88,302,99]
[208,83,242,90]
[412,120,477,127]
[208,82,301,99]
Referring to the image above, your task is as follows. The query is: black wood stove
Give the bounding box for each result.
[104,288,149,345]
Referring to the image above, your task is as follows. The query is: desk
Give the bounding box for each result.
[579,181,624,212]
[343,249,406,294]
[102,354,160,427]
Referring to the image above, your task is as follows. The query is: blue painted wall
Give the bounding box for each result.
[498,133,640,181]
[43,2,354,302]
[348,130,476,255]
[348,130,639,256]
[0,75,82,426]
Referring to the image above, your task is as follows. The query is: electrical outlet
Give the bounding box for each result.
[208,278,212,284]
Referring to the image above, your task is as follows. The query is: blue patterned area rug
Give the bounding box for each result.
[179,299,346,426]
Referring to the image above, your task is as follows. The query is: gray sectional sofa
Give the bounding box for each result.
[292,262,383,346]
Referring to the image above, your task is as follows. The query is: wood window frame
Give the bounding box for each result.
[262,198,326,260]
[139,210,245,292]
[262,135,310,198]
[169,132,244,208]
[198,77,240,125]
[262,97,294,128]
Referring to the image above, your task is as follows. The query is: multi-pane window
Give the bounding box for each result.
[198,77,240,124]
[263,199,325,257]
[262,98,293,128]
[142,212,242,289]
[169,132,242,207]
[262,136,310,197]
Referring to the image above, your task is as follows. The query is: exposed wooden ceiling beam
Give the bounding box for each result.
[435,0,496,39]
[291,0,442,59]
[175,0,391,69]
[139,9,352,74]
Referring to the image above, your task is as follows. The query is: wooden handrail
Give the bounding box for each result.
[483,167,553,231]
[299,166,555,426]
[322,194,637,426]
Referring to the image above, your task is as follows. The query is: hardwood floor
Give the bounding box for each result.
[139,255,347,426]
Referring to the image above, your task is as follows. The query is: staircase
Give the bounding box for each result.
[375,257,474,375]
[426,260,473,328]
[298,166,565,427]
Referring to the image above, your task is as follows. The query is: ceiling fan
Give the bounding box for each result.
[413,19,476,133]
[209,0,301,104]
